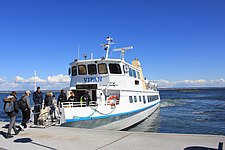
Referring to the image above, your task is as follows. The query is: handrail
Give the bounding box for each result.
[61,101,97,108]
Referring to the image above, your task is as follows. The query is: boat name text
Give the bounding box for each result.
[84,77,102,83]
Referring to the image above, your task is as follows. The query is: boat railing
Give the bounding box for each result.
[61,101,97,108]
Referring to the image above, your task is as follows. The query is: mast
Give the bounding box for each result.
[34,70,37,92]
[78,44,80,59]
[101,37,115,59]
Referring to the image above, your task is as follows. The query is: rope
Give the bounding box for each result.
[72,104,117,119]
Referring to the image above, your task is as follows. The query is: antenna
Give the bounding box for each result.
[78,44,80,59]
[114,46,133,61]
[101,37,116,59]
[90,53,93,60]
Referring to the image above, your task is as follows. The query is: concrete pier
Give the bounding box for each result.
[0,121,224,150]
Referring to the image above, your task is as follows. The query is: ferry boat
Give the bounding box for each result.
[60,37,160,130]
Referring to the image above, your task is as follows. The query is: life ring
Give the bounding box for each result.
[108,95,119,106]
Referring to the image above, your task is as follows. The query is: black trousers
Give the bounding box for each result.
[34,105,41,125]
[21,109,30,127]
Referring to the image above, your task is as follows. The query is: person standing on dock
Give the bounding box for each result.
[57,89,67,107]
[19,90,31,129]
[33,86,43,125]
[3,91,20,139]
[44,91,54,122]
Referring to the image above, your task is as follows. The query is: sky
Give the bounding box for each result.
[0,0,225,90]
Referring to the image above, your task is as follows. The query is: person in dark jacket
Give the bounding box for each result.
[57,89,67,106]
[44,91,54,122]
[33,86,43,125]
[83,90,91,106]
[20,90,31,129]
[3,91,20,139]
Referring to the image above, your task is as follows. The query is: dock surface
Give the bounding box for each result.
[0,121,224,150]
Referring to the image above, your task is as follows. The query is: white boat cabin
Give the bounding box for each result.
[68,57,158,107]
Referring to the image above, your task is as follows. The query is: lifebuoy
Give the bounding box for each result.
[108,95,119,106]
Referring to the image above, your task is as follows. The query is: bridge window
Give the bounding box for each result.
[88,64,97,75]
[72,66,77,76]
[137,71,140,79]
[68,68,71,75]
[129,68,133,76]
[133,70,136,78]
[78,65,87,75]
[98,63,108,74]
[109,64,122,74]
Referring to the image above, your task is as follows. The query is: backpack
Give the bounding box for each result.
[4,101,14,113]
[18,97,28,111]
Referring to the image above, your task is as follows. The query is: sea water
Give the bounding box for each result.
[0,88,225,135]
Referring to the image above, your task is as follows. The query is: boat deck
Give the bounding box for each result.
[0,121,224,150]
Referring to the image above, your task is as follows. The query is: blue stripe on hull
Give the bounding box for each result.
[65,101,160,123]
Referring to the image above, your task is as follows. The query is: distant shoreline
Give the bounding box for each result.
[158,87,225,91]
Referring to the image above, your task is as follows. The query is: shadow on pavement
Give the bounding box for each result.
[184,142,223,150]
[14,138,57,150]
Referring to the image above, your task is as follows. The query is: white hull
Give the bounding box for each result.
[60,98,160,130]
[95,102,160,130]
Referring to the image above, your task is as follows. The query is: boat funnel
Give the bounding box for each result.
[132,58,147,90]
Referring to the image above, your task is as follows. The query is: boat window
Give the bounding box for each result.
[143,96,146,104]
[98,63,108,74]
[139,96,142,102]
[78,65,87,75]
[137,71,140,79]
[88,64,97,75]
[147,96,151,102]
[109,64,122,74]
[129,68,133,76]
[129,96,133,103]
[134,96,137,103]
[133,70,137,78]
[135,80,139,85]
[72,66,77,76]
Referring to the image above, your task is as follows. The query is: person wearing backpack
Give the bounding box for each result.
[3,91,20,139]
[19,90,31,129]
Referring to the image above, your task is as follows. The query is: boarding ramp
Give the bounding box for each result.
[30,104,61,128]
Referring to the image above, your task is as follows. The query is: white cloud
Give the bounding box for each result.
[0,74,70,91]
[15,76,46,83]
[1,75,225,91]
[47,74,70,83]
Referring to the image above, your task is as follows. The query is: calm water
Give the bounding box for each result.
[1,88,225,135]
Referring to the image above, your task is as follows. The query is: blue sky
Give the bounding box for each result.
[0,0,225,90]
